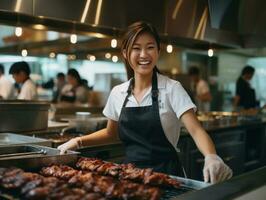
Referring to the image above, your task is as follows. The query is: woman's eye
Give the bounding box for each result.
[148,46,155,49]
[132,47,140,50]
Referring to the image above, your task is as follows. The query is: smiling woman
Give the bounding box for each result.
[58,21,232,184]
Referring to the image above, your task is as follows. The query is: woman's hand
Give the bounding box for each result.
[203,154,233,184]
[57,137,82,154]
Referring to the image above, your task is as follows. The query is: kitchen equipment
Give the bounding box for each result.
[0,100,50,132]
[0,146,209,200]
[161,176,209,199]
[33,131,82,148]
[61,115,107,135]
[53,104,104,122]
[197,111,239,126]
[0,133,51,147]
[31,116,108,148]
[0,145,79,170]
[0,149,46,159]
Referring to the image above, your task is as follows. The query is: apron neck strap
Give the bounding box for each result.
[124,70,158,106]
[151,70,158,101]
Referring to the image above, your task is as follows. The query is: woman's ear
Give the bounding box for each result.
[122,49,127,59]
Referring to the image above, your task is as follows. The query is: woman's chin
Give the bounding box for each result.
[136,67,153,75]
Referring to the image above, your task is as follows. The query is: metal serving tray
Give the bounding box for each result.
[160,176,209,199]
[0,145,79,170]
[0,148,209,200]
[0,133,51,147]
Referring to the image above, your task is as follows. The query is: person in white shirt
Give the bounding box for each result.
[0,64,15,100]
[57,21,232,184]
[9,61,37,100]
[188,66,212,112]
[59,69,88,104]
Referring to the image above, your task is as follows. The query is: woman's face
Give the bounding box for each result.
[126,32,159,77]
[12,72,26,83]
[67,75,78,86]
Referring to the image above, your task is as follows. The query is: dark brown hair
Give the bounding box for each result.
[121,21,161,79]
[9,61,31,76]
[241,65,255,76]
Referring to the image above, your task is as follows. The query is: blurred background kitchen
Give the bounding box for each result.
[0,0,266,194]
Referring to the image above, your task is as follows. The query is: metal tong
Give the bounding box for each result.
[0,149,47,159]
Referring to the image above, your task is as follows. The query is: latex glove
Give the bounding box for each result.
[203,154,233,184]
[57,137,82,155]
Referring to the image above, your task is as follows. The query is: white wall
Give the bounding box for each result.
[217,53,248,93]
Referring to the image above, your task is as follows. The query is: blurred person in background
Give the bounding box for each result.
[9,61,37,100]
[188,66,212,112]
[233,65,259,111]
[0,64,15,100]
[59,69,88,104]
[52,72,66,103]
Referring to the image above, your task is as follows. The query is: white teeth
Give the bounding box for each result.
[138,61,150,65]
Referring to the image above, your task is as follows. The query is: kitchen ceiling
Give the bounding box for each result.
[0,0,266,59]
[0,24,121,60]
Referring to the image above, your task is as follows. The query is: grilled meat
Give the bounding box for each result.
[40,165,79,180]
[41,165,161,200]
[76,158,181,189]
[68,172,161,200]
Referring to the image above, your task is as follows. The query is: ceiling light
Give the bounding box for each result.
[49,52,56,58]
[112,55,118,62]
[15,27,22,37]
[70,34,77,44]
[68,54,76,60]
[21,49,27,57]
[105,53,111,59]
[208,48,214,57]
[166,44,173,53]
[32,24,46,30]
[89,55,96,61]
[111,39,117,48]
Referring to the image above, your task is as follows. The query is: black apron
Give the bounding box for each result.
[118,72,183,176]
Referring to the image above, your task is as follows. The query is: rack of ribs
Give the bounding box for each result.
[41,164,161,200]
[0,167,106,200]
[76,158,181,189]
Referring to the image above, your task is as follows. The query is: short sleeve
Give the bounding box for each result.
[103,87,120,121]
[169,82,196,119]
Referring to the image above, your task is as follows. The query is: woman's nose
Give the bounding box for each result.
[140,49,148,57]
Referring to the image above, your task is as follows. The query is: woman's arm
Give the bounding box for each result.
[58,119,120,154]
[180,109,233,183]
[180,109,216,156]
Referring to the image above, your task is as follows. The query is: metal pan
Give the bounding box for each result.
[0,133,51,147]
[0,145,79,170]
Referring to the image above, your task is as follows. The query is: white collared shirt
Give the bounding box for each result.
[18,79,38,100]
[0,75,15,99]
[103,73,196,150]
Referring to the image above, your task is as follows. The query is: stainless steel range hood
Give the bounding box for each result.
[0,0,265,49]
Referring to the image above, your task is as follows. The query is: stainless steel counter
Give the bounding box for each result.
[175,166,266,200]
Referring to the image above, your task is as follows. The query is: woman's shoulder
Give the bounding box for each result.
[157,73,183,91]
[23,79,37,88]
[111,80,131,94]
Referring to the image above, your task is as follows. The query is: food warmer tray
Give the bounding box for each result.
[0,146,209,200]
[0,133,51,147]
[0,176,209,200]
[0,145,79,170]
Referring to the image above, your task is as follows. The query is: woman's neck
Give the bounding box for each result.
[133,73,153,91]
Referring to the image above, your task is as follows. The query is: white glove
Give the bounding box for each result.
[203,154,233,184]
[57,137,82,155]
